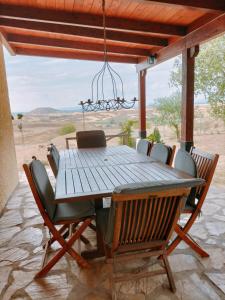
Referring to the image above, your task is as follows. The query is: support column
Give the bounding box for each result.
[180,45,199,151]
[138,69,147,138]
[0,38,18,212]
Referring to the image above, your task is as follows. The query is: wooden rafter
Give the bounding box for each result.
[136,13,225,71]
[14,47,138,64]
[0,32,15,55]
[0,18,168,47]
[144,0,225,12]
[0,4,186,37]
[7,34,152,57]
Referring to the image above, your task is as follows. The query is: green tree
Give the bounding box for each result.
[59,124,76,135]
[119,119,137,147]
[154,92,181,140]
[170,35,225,123]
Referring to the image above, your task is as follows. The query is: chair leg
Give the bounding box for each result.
[175,225,209,258]
[162,254,176,293]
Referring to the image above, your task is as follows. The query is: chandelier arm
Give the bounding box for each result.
[101,63,107,100]
[96,63,106,101]
[106,62,117,99]
[91,63,105,101]
[107,63,125,99]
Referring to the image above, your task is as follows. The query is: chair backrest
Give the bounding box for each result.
[76,130,106,148]
[104,179,204,253]
[175,149,197,177]
[47,144,60,177]
[190,147,219,202]
[23,158,56,220]
[150,143,175,165]
[136,139,152,155]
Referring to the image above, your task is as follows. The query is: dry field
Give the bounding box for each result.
[13,105,225,186]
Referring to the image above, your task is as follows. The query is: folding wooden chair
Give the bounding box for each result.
[167,147,219,257]
[150,143,176,166]
[47,143,59,177]
[76,130,106,148]
[23,157,95,278]
[96,179,204,294]
[136,139,152,155]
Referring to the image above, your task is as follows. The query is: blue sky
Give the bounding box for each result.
[3,47,177,112]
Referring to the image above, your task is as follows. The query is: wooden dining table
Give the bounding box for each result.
[55,145,191,203]
[55,145,192,258]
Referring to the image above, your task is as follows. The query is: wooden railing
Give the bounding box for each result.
[65,131,129,149]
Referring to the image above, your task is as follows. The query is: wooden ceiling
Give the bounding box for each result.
[0,0,224,64]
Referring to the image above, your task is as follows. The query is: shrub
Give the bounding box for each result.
[59,124,76,135]
[147,127,163,143]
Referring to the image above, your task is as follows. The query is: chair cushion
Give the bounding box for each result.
[150,143,169,164]
[113,179,205,195]
[30,160,56,219]
[136,139,150,155]
[174,149,198,207]
[51,144,60,169]
[76,130,106,148]
[53,200,95,223]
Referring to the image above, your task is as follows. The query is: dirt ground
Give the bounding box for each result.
[13,105,225,186]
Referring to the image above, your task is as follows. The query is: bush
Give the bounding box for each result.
[59,124,76,135]
[147,127,163,143]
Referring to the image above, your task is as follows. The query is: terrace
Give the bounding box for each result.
[0,0,225,299]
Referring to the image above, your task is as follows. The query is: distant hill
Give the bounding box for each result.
[28,107,62,115]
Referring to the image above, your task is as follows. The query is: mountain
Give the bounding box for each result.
[28,107,62,115]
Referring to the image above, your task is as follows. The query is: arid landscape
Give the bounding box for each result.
[12,104,225,186]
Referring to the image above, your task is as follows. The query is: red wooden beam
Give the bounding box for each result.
[0,18,168,47]
[0,4,186,36]
[14,47,138,64]
[7,34,152,57]
[181,45,199,151]
[138,70,147,138]
[0,32,15,55]
[145,0,225,12]
[136,13,225,71]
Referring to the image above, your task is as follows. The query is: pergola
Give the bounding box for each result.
[0,0,224,210]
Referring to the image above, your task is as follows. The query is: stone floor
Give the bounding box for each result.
[0,172,225,300]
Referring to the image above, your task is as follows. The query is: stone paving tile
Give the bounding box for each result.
[0,180,225,299]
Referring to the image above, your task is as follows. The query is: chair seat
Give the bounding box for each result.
[53,200,95,223]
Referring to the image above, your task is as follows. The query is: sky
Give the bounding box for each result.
[3,47,177,112]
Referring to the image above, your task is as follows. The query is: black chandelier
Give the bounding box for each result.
[79,0,138,112]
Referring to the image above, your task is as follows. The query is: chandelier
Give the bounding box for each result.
[79,0,138,112]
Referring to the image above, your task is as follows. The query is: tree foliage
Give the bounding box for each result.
[154,92,181,140]
[147,127,163,143]
[119,119,137,147]
[170,35,225,123]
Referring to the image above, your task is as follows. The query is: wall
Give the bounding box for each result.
[0,40,18,212]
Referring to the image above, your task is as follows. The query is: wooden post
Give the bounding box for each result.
[138,69,147,138]
[181,45,199,151]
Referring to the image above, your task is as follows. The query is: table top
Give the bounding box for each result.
[55,145,191,203]
[59,145,154,168]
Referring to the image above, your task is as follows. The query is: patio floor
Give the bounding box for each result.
[1,172,225,300]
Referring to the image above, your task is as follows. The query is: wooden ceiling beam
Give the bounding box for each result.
[0,18,168,47]
[14,47,138,64]
[0,32,15,55]
[144,1,225,12]
[7,34,152,57]
[136,12,225,71]
[0,4,186,37]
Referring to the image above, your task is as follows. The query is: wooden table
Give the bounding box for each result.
[55,145,191,203]
[55,145,192,258]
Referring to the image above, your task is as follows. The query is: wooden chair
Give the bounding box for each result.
[150,143,176,166]
[23,157,95,278]
[96,179,204,294]
[47,144,60,177]
[136,139,152,155]
[167,147,219,257]
[76,130,106,148]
